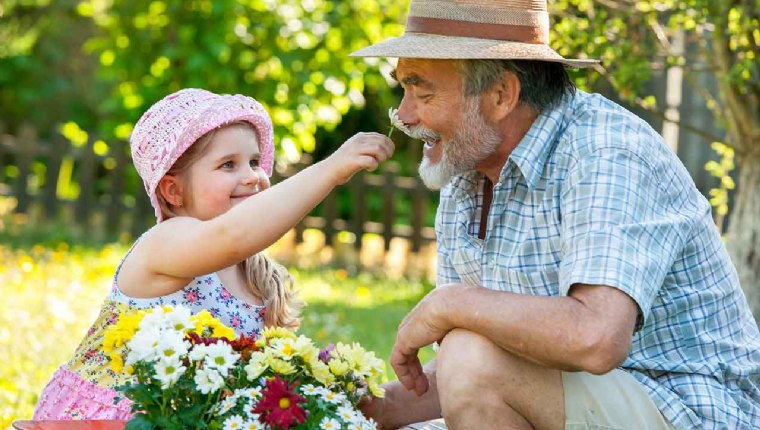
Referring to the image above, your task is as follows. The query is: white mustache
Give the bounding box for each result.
[404,125,440,142]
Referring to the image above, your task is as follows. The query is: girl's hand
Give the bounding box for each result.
[326,132,395,184]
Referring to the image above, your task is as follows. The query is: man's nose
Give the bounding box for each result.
[397,93,419,126]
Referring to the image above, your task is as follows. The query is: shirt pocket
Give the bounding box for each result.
[490,266,560,296]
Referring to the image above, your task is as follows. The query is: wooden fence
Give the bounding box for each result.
[0,122,438,252]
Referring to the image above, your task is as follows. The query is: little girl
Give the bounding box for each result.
[33,88,394,419]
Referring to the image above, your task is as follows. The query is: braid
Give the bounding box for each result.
[241,254,302,329]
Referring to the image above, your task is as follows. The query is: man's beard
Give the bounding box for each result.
[406,96,501,190]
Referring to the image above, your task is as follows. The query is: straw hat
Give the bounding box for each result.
[130,88,275,221]
[350,0,598,68]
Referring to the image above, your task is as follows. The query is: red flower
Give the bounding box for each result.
[254,375,307,429]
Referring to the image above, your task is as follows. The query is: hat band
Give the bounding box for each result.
[405,16,547,44]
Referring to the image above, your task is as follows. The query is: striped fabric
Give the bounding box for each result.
[434,90,760,429]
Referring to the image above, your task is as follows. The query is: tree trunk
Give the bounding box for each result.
[725,154,760,325]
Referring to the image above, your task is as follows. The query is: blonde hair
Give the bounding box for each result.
[154,121,302,329]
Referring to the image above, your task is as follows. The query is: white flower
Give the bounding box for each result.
[138,307,169,331]
[223,415,245,430]
[271,337,297,361]
[337,404,359,423]
[320,417,342,430]
[195,366,225,394]
[320,389,347,404]
[125,325,162,364]
[243,420,263,430]
[163,305,194,332]
[155,330,190,362]
[388,107,411,135]
[300,384,320,395]
[188,343,209,362]
[204,342,240,374]
[153,359,186,389]
[216,396,237,416]
[244,351,268,380]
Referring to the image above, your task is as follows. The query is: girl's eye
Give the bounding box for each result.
[221,161,234,169]
[249,159,260,168]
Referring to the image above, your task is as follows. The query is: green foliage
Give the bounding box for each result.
[705,142,736,232]
[550,0,759,149]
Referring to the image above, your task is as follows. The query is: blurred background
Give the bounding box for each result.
[0,0,757,426]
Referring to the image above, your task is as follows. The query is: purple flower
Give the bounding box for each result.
[318,344,335,363]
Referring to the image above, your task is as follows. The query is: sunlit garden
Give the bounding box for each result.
[0,220,436,428]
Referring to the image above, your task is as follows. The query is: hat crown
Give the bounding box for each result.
[405,0,550,44]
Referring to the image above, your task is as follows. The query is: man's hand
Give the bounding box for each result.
[391,284,464,395]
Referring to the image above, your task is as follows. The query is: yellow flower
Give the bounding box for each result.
[328,358,349,376]
[310,361,335,385]
[294,336,319,363]
[211,323,235,340]
[191,310,216,335]
[369,381,385,398]
[269,358,296,375]
[261,327,297,341]
[109,354,124,373]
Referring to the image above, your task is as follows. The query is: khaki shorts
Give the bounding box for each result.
[563,369,675,430]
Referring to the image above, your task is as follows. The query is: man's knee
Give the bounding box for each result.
[437,329,506,394]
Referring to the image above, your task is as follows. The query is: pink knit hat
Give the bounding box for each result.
[130,88,275,221]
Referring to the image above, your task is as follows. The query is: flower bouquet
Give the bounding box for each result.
[104,305,384,430]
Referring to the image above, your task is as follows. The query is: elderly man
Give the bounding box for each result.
[350,0,760,429]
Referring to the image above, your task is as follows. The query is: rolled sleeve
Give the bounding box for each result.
[559,147,690,330]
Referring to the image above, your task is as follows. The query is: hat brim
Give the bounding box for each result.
[350,33,598,68]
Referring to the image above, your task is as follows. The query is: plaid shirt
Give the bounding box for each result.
[435,90,760,429]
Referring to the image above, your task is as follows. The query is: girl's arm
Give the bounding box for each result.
[122,132,393,297]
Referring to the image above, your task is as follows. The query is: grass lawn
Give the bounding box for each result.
[0,241,435,429]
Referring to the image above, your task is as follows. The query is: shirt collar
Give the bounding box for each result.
[503,92,577,189]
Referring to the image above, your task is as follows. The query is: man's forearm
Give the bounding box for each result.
[446,285,635,374]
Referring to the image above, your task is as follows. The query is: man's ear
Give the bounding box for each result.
[484,71,521,122]
[157,175,184,207]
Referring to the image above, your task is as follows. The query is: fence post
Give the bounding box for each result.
[382,163,398,251]
[42,132,67,219]
[13,124,37,214]
[322,190,337,247]
[351,170,366,250]
[411,177,428,252]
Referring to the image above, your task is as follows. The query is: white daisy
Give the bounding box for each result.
[223,415,245,430]
[320,389,347,404]
[204,342,240,374]
[153,358,186,389]
[243,419,263,430]
[216,396,237,416]
[388,107,411,135]
[320,417,342,430]
[194,366,225,394]
[300,384,320,395]
[163,305,193,332]
[155,330,190,362]
[336,404,358,422]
